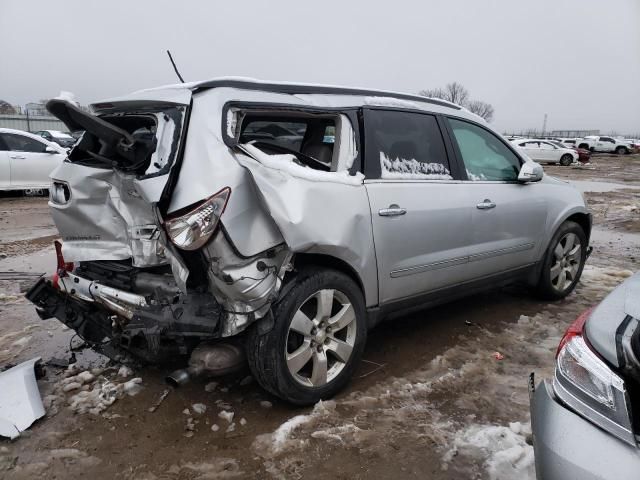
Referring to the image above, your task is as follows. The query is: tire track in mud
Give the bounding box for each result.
[251,266,633,480]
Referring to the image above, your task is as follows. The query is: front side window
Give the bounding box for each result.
[448,118,521,181]
[0,133,47,153]
[365,109,451,180]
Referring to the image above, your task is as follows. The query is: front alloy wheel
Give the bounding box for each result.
[536,220,587,300]
[550,232,582,292]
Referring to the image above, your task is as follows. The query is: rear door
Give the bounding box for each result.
[444,117,548,278]
[363,108,473,305]
[0,132,60,188]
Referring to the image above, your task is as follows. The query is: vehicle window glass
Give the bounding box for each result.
[448,118,521,181]
[365,109,452,180]
[0,133,47,153]
[539,142,554,150]
[240,120,307,151]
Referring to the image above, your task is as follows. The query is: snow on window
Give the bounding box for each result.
[466,169,487,181]
[380,152,453,180]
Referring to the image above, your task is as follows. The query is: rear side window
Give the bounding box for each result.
[365,109,451,180]
[0,133,47,153]
[448,118,521,181]
[240,120,307,151]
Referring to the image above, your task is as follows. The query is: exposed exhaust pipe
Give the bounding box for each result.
[165,342,245,387]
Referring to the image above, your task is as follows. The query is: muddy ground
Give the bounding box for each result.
[0,154,638,479]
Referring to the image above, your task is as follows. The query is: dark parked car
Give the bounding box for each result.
[33,130,76,148]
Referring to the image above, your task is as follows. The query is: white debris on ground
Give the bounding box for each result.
[259,400,272,409]
[218,410,234,424]
[380,152,453,180]
[192,403,207,415]
[117,365,133,378]
[252,266,633,478]
[55,368,144,416]
[443,423,535,480]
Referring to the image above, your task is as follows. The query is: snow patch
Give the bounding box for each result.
[443,423,534,480]
[380,152,453,180]
[239,143,364,186]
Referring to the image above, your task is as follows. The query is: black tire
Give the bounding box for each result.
[246,268,367,405]
[536,221,587,300]
[578,143,589,150]
[616,146,628,155]
[559,154,573,166]
[589,146,595,153]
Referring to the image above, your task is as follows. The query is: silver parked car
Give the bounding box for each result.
[530,272,640,479]
[27,78,591,404]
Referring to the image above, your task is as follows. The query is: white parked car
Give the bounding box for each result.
[511,138,578,166]
[0,128,66,192]
[577,136,631,154]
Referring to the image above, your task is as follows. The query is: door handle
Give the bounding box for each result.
[9,155,26,159]
[379,204,407,217]
[476,199,496,210]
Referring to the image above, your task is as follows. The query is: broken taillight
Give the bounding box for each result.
[555,307,594,357]
[164,187,230,251]
[54,240,74,276]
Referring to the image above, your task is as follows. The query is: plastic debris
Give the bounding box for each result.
[192,403,207,415]
[218,410,234,423]
[148,388,171,413]
[492,352,505,361]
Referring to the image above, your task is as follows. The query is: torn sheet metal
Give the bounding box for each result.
[50,162,167,267]
[233,145,379,306]
[0,358,45,439]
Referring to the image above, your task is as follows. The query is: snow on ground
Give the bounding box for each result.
[252,265,632,478]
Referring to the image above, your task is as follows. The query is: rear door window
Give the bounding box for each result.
[447,118,522,181]
[0,133,47,153]
[364,109,452,180]
[240,120,307,151]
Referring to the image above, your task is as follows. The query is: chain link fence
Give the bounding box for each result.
[0,114,67,133]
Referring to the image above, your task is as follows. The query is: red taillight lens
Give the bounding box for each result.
[556,307,595,357]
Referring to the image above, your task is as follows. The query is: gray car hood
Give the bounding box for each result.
[585,272,640,367]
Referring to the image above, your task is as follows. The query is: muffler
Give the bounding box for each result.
[166,342,245,387]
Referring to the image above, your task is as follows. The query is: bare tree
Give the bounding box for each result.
[0,100,16,114]
[443,82,470,106]
[466,100,495,122]
[418,82,495,122]
[419,82,469,106]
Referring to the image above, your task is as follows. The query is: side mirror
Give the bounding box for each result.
[518,161,543,183]
[45,146,58,154]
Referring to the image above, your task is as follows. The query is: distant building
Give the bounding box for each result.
[25,102,49,116]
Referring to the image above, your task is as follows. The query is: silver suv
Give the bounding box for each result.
[27,78,591,404]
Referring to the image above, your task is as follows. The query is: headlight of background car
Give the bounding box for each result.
[553,309,635,446]
[164,187,230,251]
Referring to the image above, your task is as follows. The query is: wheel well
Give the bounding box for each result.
[292,253,365,296]
[566,212,591,242]
[578,143,589,149]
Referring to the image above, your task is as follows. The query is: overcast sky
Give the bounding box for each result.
[1,0,639,134]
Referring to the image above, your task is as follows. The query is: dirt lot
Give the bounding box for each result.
[0,154,638,479]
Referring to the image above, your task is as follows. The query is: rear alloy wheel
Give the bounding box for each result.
[616,146,628,155]
[536,221,587,300]
[246,268,366,405]
[559,154,573,166]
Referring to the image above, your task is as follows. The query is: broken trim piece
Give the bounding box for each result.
[0,358,45,439]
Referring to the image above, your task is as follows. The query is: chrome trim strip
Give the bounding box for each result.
[390,243,534,278]
[468,242,534,262]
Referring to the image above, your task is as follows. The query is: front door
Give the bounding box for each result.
[362,108,473,305]
[445,117,548,278]
[0,132,58,188]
